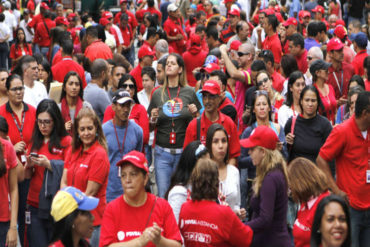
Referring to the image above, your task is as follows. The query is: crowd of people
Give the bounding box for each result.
[0,0,369,246]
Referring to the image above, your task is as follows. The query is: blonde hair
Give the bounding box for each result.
[253,148,289,196]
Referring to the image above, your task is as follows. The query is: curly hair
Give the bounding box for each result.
[190,158,219,201]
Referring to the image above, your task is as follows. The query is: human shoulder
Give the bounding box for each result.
[169,185,188,196]
[227,164,240,176]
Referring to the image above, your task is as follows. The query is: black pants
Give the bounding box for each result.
[0,42,8,70]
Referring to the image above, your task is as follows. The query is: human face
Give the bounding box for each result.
[237,48,250,68]
[211,130,228,164]
[142,55,154,67]
[112,66,126,89]
[202,92,220,114]
[307,51,318,66]
[238,23,249,41]
[248,146,265,166]
[286,25,296,37]
[320,202,348,247]
[142,74,155,93]
[24,62,39,81]
[65,75,81,98]
[121,164,148,198]
[38,64,49,82]
[77,117,97,149]
[330,49,344,63]
[258,13,265,28]
[301,90,318,118]
[229,15,240,27]
[0,71,8,93]
[316,69,329,82]
[17,29,25,42]
[203,1,212,12]
[166,55,182,77]
[348,24,354,36]
[288,41,300,56]
[7,78,24,105]
[256,73,272,92]
[113,101,131,123]
[56,6,63,17]
[121,80,135,98]
[348,81,359,90]
[290,77,305,101]
[303,16,310,26]
[37,112,54,138]
[197,14,207,25]
[349,93,358,117]
[253,95,270,120]
[73,212,94,239]
[156,64,165,84]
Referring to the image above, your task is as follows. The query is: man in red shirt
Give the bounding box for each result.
[258,49,286,93]
[119,13,134,65]
[26,2,49,38]
[351,32,368,77]
[288,33,308,73]
[130,43,155,92]
[114,0,138,37]
[282,17,298,54]
[317,91,370,247]
[84,26,113,63]
[326,37,354,103]
[163,3,187,54]
[220,9,240,44]
[258,14,282,67]
[136,0,162,23]
[55,16,69,31]
[183,80,240,165]
[51,39,87,88]
[34,10,55,58]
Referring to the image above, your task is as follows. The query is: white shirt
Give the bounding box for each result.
[278,104,299,128]
[251,25,265,47]
[24,81,48,108]
[3,10,17,41]
[0,22,11,40]
[19,18,34,43]
[137,89,150,110]
[220,164,241,211]
[168,185,188,224]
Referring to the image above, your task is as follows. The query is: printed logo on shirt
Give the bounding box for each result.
[52,147,63,154]
[117,231,125,241]
[182,219,218,230]
[184,232,211,244]
[294,219,311,232]
[79,164,88,168]
[162,98,183,117]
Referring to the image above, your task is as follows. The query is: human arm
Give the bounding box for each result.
[6,145,18,247]
[168,186,188,224]
[238,127,255,169]
[220,44,248,82]
[60,169,68,188]
[227,210,253,246]
[257,27,263,49]
[277,124,289,160]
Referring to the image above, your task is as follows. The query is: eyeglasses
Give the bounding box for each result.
[122,84,134,89]
[237,52,250,57]
[254,90,268,96]
[9,86,25,92]
[37,119,53,126]
[257,78,269,87]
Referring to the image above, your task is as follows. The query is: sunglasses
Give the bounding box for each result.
[257,78,269,87]
[237,52,250,57]
[122,84,135,89]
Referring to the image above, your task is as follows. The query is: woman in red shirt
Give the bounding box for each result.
[25,99,71,247]
[61,108,109,247]
[0,138,18,247]
[10,28,32,69]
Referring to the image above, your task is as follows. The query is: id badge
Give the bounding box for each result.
[367,170,370,184]
[21,154,27,164]
[25,211,31,224]
[169,132,176,144]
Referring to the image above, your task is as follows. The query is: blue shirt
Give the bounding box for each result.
[103,119,143,202]
[304,37,321,51]
[289,0,302,18]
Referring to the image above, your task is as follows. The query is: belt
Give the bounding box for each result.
[157,145,183,154]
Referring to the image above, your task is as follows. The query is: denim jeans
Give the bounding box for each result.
[154,146,182,198]
[145,144,152,168]
[90,226,100,247]
[350,206,370,247]
[0,221,9,247]
[0,42,8,70]
[240,168,248,210]
[27,205,53,247]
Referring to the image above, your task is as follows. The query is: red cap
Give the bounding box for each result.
[283,17,298,27]
[138,45,155,59]
[274,5,281,13]
[327,38,344,52]
[260,8,274,16]
[116,151,149,173]
[40,2,50,10]
[120,0,129,3]
[240,126,279,150]
[228,9,240,17]
[335,19,345,27]
[101,11,113,19]
[190,34,201,46]
[334,25,347,40]
[298,10,311,23]
[201,80,221,95]
[312,5,325,14]
[229,40,242,51]
[224,0,234,3]
[275,12,284,23]
[201,63,220,74]
[67,13,76,22]
[55,16,69,26]
[99,18,110,26]
[253,14,259,24]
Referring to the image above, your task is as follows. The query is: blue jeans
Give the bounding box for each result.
[145,144,152,167]
[350,206,370,247]
[27,205,53,247]
[154,146,181,198]
[240,168,248,210]
[90,226,100,247]
[0,221,9,247]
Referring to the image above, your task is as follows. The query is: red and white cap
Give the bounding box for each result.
[116,151,149,173]
[138,45,155,59]
[101,11,113,19]
[201,80,221,95]
[229,40,242,51]
[40,2,50,10]
[201,63,220,74]
[312,5,325,14]
[327,37,344,52]
[228,8,240,17]
[240,126,279,150]
[283,17,298,27]
[55,16,69,26]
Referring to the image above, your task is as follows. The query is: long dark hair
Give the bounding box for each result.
[39,59,53,92]
[299,85,326,117]
[311,195,351,247]
[60,71,84,101]
[31,99,69,153]
[248,92,273,126]
[50,209,92,247]
[118,74,139,103]
[165,141,209,199]
[0,116,8,177]
[14,28,31,53]
[206,123,229,164]
[285,71,304,107]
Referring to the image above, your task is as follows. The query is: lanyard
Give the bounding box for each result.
[113,121,129,155]
[11,111,25,140]
[292,105,296,117]
[166,86,181,130]
[332,69,343,95]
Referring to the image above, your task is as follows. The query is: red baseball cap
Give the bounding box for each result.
[224,0,234,3]
[201,80,221,95]
[229,40,242,51]
[298,10,311,23]
[40,2,50,10]
[55,16,69,26]
[99,18,110,26]
[260,8,274,16]
[312,5,325,14]
[228,9,240,17]
[335,19,345,26]
[116,151,149,173]
[275,12,284,23]
[283,17,298,27]
[190,34,201,46]
[67,13,76,22]
[138,45,155,59]
[120,0,129,3]
[334,25,347,40]
[327,37,344,52]
[240,126,279,150]
[201,63,220,74]
[101,11,113,19]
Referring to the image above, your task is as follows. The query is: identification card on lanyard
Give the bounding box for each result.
[167,87,180,145]
[114,121,128,177]
[12,111,26,162]
[333,70,343,95]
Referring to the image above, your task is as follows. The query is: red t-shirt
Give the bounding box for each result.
[292,191,330,247]
[102,104,149,145]
[114,10,138,30]
[34,18,56,47]
[65,141,110,226]
[99,193,182,247]
[84,40,113,63]
[296,49,308,73]
[51,57,87,88]
[130,64,143,92]
[262,33,283,64]
[9,43,33,60]
[0,139,17,222]
[319,115,370,210]
[119,24,133,47]
[27,136,72,208]
[183,112,241,159]
[179,200,253,246]
[163,17,187,54]
[52,50,62,66]
[271,70,286,93]
[182,48,208,87]
[27,14,42,30]
[327,62,354,100]
[314,83,337,125]
[351,50,368,77]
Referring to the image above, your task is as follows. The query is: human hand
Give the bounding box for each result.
[176,33,183,40]
[337,97,347,106]
[6,228,17,247]
[237,208,247,220]
[14,141,26,153]
[187,104,198,116]
[30,154,51,170]
[150,108,159,122]
[219,44,228,54]
[257,27,263,36]
[148,222,162,245]
[276,142,283,151]
[65,120,72,131]
[285,133,295,145]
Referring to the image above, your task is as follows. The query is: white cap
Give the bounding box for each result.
[167,3,178,12]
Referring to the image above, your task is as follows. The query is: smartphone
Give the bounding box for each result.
[30,152,39,158]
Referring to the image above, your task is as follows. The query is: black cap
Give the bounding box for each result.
[309,59,331,75]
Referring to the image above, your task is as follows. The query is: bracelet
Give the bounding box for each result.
[9,225,17,230]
